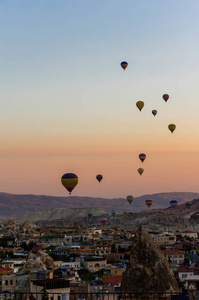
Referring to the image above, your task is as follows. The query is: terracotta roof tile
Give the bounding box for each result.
[103,276,123,285]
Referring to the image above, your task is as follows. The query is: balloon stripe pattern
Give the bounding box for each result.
[61,173,78,194]
[145,199,153,208]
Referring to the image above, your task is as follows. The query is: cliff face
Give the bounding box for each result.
[121,226,179,293]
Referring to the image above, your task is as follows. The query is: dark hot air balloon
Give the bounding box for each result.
[170,200,178,209]
[185,202,192,209]
[96,174,103,182]
[152,110,157,116]
[139,153,146,163]
[121,61,128,70]
[163,94,169,102]
[111,209,116,217]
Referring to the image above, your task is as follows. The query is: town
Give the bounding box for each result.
[0,209,198,299]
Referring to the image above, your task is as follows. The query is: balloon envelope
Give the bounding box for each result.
[170,200,178,209]
[163,94,169,102]
[96,174,103,182]
[185,202,192,209]
[168,124,176,133]
[136,101,144,111]
[138,168,144,175]
[61,173,78,194]
[152,110,157,116]
[126,195,134,205]
[100,217,107,225]
[145,199,153,208]
[121,61,128,70]
[139,153,146,163]
[88,213,93,219]
[111,209,116,217]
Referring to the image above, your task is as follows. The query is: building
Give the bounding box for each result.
[0,267,16,292]
[162,250,185,265]
[181,230,198,239]
[178,265,194,282]
[110,264,126,276]
[154,234,176,246]
[95,244,112,256]
[82,256,107,272]
[30,279,70,300]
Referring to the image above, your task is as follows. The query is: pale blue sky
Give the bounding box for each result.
[0,1,199,199]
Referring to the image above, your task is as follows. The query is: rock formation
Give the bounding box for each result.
[121,226,179,294]
[19,250,55,274]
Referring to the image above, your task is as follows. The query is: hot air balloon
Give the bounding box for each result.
[121,61,128,70]
[168,124,176,133]
[126,195,134,205]
[139,153,146,163]
[152,110,157,116]
[100,217,107,225]
[61,173,78,194]
[145,199,153,208]
[136,101,144,111]
[96,174,103,183]
[170,200,178,209]
[88,212,93,219]
[163,94,169,102]
[111,209,116,217]
[138,168,144,175]
[185,202,192,209]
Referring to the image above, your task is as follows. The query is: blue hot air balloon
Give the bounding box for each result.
[152,110,157,116]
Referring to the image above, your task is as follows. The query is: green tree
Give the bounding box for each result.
[111,243,117,253]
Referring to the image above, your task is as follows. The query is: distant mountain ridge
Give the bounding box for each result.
[0,191,198,219]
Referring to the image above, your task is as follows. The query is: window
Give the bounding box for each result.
[5,280,8,286]
[10,280,13,285]
[182,274,187,278]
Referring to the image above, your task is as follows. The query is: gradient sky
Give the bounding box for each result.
[1,1,199,200]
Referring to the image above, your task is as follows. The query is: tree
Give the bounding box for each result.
[111,243,117,253]
[41,286,48,300]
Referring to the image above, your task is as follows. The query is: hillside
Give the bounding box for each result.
[0,191,198,219]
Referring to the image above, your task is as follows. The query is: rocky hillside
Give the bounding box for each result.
[0,191,199,219]
[19,207,106,223]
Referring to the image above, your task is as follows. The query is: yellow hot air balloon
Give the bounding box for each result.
[168,124,176,133]
[61,173,78,194]
[136,101,144,111]
[138,168,144,175]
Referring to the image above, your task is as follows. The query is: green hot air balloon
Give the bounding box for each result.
[138,168,144,175]
[185,202,192,209]
[126,195,134,205]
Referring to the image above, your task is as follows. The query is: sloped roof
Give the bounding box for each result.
[103,276,123,285]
